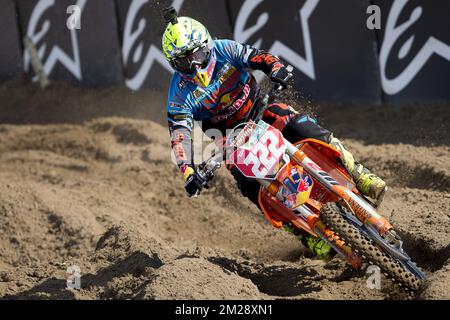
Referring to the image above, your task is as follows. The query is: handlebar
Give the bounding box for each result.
[196,155,222,187]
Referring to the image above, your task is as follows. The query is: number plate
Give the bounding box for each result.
[230,121,288,180]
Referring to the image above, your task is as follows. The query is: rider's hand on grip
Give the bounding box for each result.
[270,65,293,90]
[184,172,205,197]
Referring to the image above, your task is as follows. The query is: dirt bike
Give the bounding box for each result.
[195,72,426,292]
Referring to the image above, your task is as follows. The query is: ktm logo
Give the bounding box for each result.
[250,54,279,65]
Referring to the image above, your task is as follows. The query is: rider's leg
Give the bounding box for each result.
[263,103,387,200]
[229,165,261,208]
[328,137,387,201]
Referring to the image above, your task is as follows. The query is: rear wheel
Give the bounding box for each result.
[320,203,422,292]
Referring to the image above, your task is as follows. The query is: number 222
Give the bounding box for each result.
[244,131,284,177]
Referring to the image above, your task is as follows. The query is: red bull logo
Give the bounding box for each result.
[297,175,312,192]
[280,172,313,209]
[211,83,251,124]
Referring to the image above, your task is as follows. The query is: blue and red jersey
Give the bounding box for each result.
[167,39,284,173]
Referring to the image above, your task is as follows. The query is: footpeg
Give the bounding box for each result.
[373,186,387,209]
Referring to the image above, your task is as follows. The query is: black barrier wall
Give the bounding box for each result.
[374,0,450,104]
[0,0,449,104]
[227,0,382,105]
[15,0,123,87]
[0,0,22,81]
[115,0,172,91]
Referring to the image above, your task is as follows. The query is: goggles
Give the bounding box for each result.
[172,44,211,74]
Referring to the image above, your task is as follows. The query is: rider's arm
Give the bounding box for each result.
[167,102,195,180]
[247,49,285,75]
[214,39,285,77]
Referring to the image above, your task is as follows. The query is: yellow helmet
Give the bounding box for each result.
[162,16,211,61]
[162,8,214,86]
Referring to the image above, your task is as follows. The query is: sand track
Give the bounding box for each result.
[0,81,448,299]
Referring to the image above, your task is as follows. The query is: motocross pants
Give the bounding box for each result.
[230,103,332,207]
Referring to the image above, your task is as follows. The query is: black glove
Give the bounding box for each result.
[184,172,205,197]
[270,65,292,89]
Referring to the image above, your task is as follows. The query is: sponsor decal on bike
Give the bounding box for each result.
[280,167,313,209]
[347,196,369,223]
[231,122,287,180]
[305,160,339,186]
[298,175,313,192]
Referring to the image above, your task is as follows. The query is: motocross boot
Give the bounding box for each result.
[330,136,387,202]
[301,234,337,261]
[284,226,336,261]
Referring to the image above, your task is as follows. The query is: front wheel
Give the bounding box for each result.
[320,203,423,292]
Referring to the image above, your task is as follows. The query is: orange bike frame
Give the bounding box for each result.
[285,139,393,236]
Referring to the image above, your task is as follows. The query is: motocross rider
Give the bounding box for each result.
[162,9,386,260]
